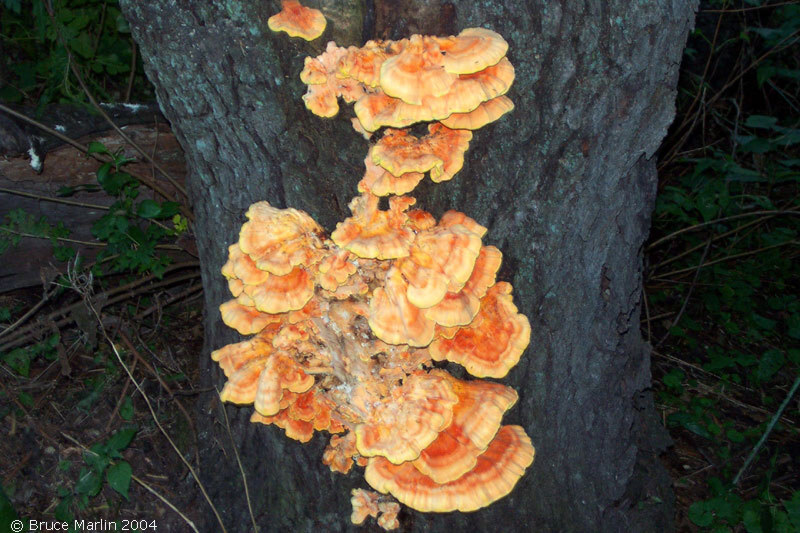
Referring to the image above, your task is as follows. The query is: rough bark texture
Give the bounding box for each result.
[119,1,696,531]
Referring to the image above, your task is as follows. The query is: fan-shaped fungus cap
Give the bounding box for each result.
[339,42,393,87]
[371,129,442,176]
[410,373,518,483]
[316,249,357,291]
[301,43,365,118]
[354,371,457,463]
[422,291,480,327]
[429,282,531,378]
[211,325,279,377]
[242,266,315,314]
[425,124,472,183]
[268,0,326,41]
[365,425,534,513]
[461,57,515,99]
[219,358,270,405]
[358,157,426,197]
[438,210,488,237]
[351,488,380,525]
[252,408,315,442]
[238,202,323,276]
[440,95,515,130]
[415,222,484,294]
[324,433,359,475]
[463,245,502,298]
[368,267,436,347]
[249,352,315,416]
[331,194,415,259]
[219,299,280,335]
[377,502,401,530]
[223,244,270,286]
[436,27,509,74]
[379,35,456,105]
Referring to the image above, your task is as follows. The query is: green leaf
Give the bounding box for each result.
[97,169,134,195]
[663,369,684,390]
[689,500,715,527]
[105,427,137,455]
[784,491,800,529]
[83,449,109,474]
[0,484,18,526]
[2,0,21,14]
[756,350,785,382]
[668,412,712,439]
[743,503,763,533]
[726,429,745,443]
[17,392,33,408]
[745,115,779,130]
[74,467,103,497]
[119,396,134,421]
[106,461,132,499]
[87,142,110,156]
[137,199,163,218]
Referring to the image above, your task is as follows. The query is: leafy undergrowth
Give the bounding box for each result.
[649,1,800,531]
[0,286,205,532]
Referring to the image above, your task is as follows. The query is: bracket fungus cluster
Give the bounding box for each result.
[213,14,533,530]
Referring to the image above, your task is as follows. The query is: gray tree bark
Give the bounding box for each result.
[119,1,696,531]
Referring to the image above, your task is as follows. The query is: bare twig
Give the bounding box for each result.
[60,432,200,533]
[132,474,199,533]
[77,293,227,532]
[650,240,798,281]
[654,237,713,349]
[0,187,109,210]
[0,262,199,351]
[733,375,800,486]
[647,210,800,250]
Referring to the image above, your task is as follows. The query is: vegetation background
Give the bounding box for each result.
[0,0,797,530]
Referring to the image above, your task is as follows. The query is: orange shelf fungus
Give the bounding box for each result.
[364,425,534,513]
[435,27,509,75]
[430,282,531,378]
[268,0,326,41]
[440,95,515,130]
[214,24,532,530]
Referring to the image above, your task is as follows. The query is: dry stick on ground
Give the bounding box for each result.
[0,103,192,222]
[218,391,258,533]
[647,209,800,250]
[649,209,800,273]
[733,375,800,486]
[0,262,199,349]
[654,237,713,349]
[80,297,228,533]
[662,28,800,168]
[105,357,138,433]
[60,432,200,533]
[0,282,60,337]
[134,283,203,321]
[116,329,200,469]
[0,187,109,210]
[0,379,60,447]
[650,240,798,281]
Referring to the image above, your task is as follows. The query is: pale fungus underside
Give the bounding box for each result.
[213,16,533,530]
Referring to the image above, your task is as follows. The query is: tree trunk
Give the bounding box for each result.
[119,1,696,531]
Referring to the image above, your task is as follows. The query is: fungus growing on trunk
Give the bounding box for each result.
[268,0,326,41]
[213,24,532,531]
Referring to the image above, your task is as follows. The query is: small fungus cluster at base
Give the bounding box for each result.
[212,22,534,531]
